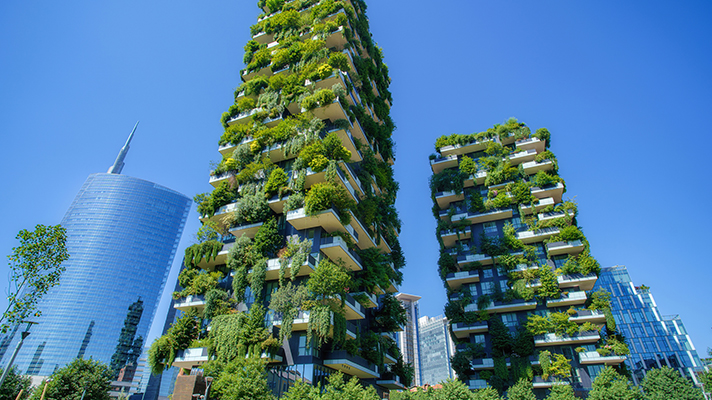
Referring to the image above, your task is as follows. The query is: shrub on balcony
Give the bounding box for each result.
[278,235,312,283]
[173,269,224,299]
[195,182,238,218]
[539,350,571,380]
[538,265,560,299]
[531,170,560,188]
[283,192,305,212]
[269,282,310,342]
[533,128,551,148]
[485,191,511,210]
[204,289,232,320]
[184,240,224,269]
[373,293,407,332]
[229,192,272,226]
[304,182,355,224]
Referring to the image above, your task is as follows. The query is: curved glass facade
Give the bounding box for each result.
[0,173,190,377]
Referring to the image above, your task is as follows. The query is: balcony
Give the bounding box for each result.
[346,321,358,340]
[302,166,360,203]
[286,208,357,242]
[547,291,587,308]
[346,210,380,251]
[226,107,263,126]
[534,331,600,347]
[465,298,537,314]
[520,197,555,215]
[377,374,407,391]
[331,128,363,162]
[172,347,209,369]
[471,358,494,370]
[456,253,494,267]
[383,277,399,294]
[451,321,488,339]
[174,295,206,312]
[228,221,264,240]
[267,194,290,214]
[558,273,597,291]
[468,379,488,390]
[199,201,238,226]
[516,227,560,244]
[430,155,458,174]
[438,138,493,157]
[435,190,465,209]
[538,210,574,223]
[383,351,397,365]
[251,30,274,44]
[440,227,471,248]
[451,208,513,225]
[578,351,626,365]
[352,291,378,308]
[319,25,348,50]
[522,159,555,175]
[546,240,585,256]
[464,170,488,187]
[532,376,569,389]
[324,350,379,379]
[260,352,283,364]
[338,161,366,198]
[320,236,363,271]
[194,242,231,271]
[307,97,349,123]
[507,149,537,165]
[209,171,235,188]
[531,183,565,204]
[273,310,333,333]
[445,270,480,291]
[250,254,317,281]
[570,309,606,325]
[515,137,546,153]
[323,293,365,320]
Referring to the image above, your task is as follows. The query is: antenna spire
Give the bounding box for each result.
[108,121,139,174]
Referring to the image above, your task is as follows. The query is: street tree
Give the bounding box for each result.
[28,358,112,400]
[588,366,641,400]
[1,224,69,333]
[0,366,32,400]
[640,366,704,400]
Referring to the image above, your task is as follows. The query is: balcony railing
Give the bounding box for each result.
[323,350,379,379]
[578,351,626,365]
[547,290,587,307]
[534,331,600,346]
[546,239,584,256]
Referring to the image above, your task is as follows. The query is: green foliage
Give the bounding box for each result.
[211,357,275,400]
[195,182,238,218]
[373,293,408,332]
[304,182,355,224]
[253,217,283,257]
[184,240,224,269]
[28,358,112,400]
[278,235,312,284]
[174,269,223,298]
[533,128,551,148]
[2,224,69,333]
[430,168,467,196]
[539,350,571,380]
[538,265,561,300]
[544,384,576,400]
[264,167,289,198]
[526,314,553,336]
[204,289,232,320]
[506,378,536,400]
[489,318,512,357]
[308,258,352,299]
[229,191,272,226]
[473,385,503,400]
[588,366,642,400]
[451,352,472,382]
[0,366,31,400]
[211,304,275,362]
[269,282,311,342]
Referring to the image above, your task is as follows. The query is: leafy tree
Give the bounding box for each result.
[699,370,712,396]
[2,224,69,333]
[211,357,275,400]
[28,358,112,400]
[0,366,31,400]
[321,373,379,400]
[506,378,535,400]
[640,366,704,400]
[373,293,407,332]
[437,378,475,400]
[588,366,641,400]
[307,259,352,300]
[471,386,502,400]
[544,384,576,400]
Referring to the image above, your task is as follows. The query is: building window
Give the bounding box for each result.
[483,269,493,279]
[481,282,495,295]
[483,222,498,237]
[298,334,317,356]
[511,217,524,230]
[502,313,517,328]
[473,334,485,345]
[499,280,509,292]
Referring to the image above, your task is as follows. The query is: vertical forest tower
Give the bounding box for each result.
[153,0,407,397]
[430,120,629,395]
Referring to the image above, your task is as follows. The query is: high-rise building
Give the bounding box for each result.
[593,265,705,386]
[430,120,623,395]
[418,315,456,385]
[160,0,405,398]
[0,128,191,380]
[396,293,421,386]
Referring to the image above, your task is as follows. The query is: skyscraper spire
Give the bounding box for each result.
[108,121,139,174]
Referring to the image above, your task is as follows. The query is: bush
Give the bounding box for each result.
[304,182,355,223]
[264,168,288,198]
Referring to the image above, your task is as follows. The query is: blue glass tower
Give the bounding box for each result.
[593,265,705,385]
[0,127,191,378]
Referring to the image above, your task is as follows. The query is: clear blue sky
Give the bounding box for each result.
[1,1,710,357]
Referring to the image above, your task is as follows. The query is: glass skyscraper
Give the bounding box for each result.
[593,265,705,385]
[418,315,456,386]
[0,129,191,378]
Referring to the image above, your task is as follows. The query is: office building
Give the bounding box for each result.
[418,315,456,385]
[159,0,405,398]
[0,128,191,382]
[594,265,705,385]
[396,293,421,386]
[430,120,621,395]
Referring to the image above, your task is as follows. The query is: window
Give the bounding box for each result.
[483,269,493,279]
[511,217,524,230]
[298,334,317,356]
[473,334,485,344]
[483,222,498,237]
[481,282,495,295]
[502,313,517,328]
[469,285,479,296]
[499,280,509,292]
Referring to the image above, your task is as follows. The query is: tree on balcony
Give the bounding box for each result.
[373,293,406,332]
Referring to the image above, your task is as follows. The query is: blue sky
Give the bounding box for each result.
[1,0,710,357]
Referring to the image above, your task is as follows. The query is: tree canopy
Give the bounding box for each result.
[28,358,112,400]
[640,366,704,400]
